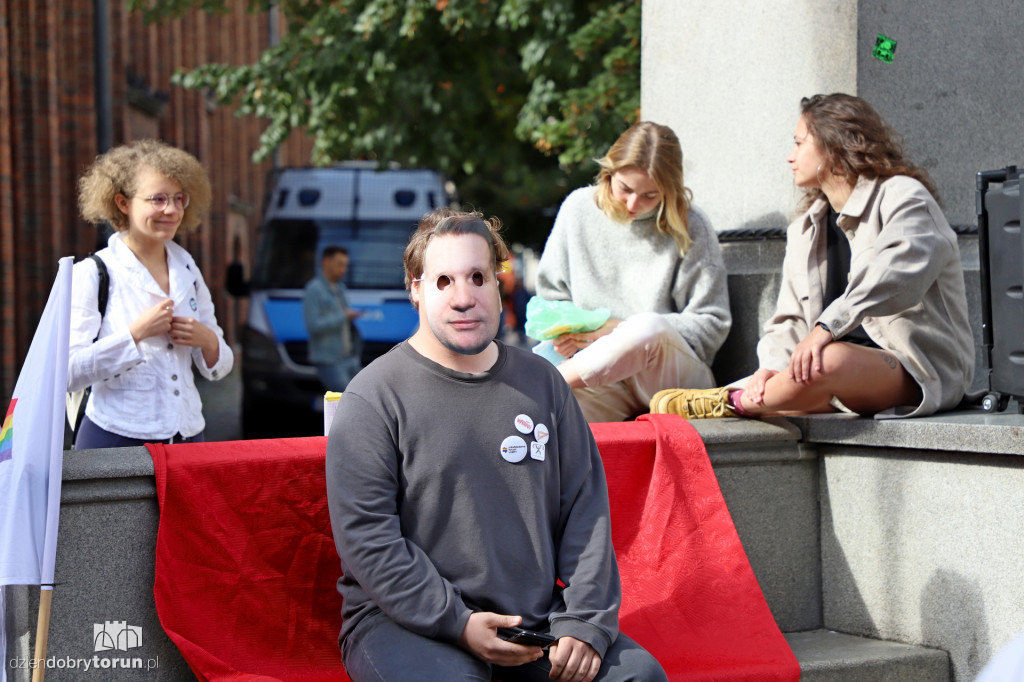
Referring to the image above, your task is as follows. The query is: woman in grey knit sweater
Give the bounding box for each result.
[535,122,732,422]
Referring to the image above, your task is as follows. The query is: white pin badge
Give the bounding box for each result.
[514,414,534,434]
[500,435,529,463]
[534,423,549,444]
[531,441,546,461]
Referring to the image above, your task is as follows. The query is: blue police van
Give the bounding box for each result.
[236,165,454,434]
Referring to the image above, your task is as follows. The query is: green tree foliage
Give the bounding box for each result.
[130,0,640,245]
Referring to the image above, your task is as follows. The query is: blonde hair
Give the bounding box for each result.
[77,139,212,233]
[593,121,693,253]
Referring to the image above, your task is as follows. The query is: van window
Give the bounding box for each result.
[253,218,416,290]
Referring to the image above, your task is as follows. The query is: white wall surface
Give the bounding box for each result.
[643,0,1024,230]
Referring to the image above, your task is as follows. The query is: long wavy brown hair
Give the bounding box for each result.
[798,93,939,212]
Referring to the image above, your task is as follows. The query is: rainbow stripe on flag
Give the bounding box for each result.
[0,399,14,464]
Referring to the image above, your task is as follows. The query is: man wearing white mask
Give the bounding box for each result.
[325,209,666,682]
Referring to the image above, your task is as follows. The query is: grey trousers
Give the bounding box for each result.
[341,611,668,682]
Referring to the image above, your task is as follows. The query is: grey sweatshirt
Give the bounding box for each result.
[535,186,731,365]
[325,341,621,656]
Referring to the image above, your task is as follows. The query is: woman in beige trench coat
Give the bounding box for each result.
[652,93,973,420]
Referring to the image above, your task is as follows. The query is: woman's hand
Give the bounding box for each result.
[170,317,216,350]
[552,319,622,359]
[788,324,833,383]
[130,298,175,344]
[171,317,220,367]
[743,369,779,406]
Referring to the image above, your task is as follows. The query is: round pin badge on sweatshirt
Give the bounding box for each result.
[514,414,534,434]
[534,423,549,444]
[501,435,528,463]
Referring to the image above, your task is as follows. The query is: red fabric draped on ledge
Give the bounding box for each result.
[147,414,799,682]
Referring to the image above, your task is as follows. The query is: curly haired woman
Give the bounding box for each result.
[69,140,233,448]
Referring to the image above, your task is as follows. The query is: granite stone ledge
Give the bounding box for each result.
[785,409,1024,457]
[720,238,788,275]
[669,417,810,466]
[705,441,816,467]
[58,448,157,504]
[62,446,155,480]
[692,416,801,446]
[62,477,156,504]
[786,629,951,682]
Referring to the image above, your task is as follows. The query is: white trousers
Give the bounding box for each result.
[569,313,715,422]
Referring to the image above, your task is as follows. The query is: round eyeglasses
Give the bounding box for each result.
[136,192,190,211]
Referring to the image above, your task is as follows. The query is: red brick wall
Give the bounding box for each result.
[0,0,313,404]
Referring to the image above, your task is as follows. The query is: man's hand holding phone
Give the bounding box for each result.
[496,626,556,648]
[459,613,544,666]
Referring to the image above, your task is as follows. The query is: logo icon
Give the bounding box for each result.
[873,33,897,63]
[534,423,549,445]
[500,435,528,463]
[93,621,143,652]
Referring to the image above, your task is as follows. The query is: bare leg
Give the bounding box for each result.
[740,343,921,416]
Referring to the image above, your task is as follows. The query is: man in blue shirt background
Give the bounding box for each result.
[303,246,362,390]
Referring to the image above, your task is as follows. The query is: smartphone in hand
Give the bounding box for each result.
[497,627,556,648]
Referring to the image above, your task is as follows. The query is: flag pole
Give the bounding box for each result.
[31,587,53,682]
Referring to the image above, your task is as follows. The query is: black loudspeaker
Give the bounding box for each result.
[977,166,1024,413]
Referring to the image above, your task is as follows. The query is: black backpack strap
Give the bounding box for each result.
[70,253,111,436]
[88,253,110,320]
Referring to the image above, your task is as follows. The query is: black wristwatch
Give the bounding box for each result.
[816,321,831,334]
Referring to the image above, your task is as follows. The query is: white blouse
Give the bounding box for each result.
[68,233,233,439]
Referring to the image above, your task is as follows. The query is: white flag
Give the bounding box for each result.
[0,257,71,587]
